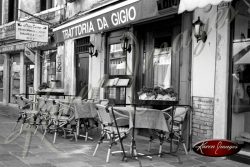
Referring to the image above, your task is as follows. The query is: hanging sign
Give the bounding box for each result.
[54,0,141,43]
[16,21,49,42]
[24,46,35,63]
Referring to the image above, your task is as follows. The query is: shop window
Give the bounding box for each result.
[105,30,130,105]
[143,36,172,89]
[230,0,250,157]
[109,43,126,75]
[41,50,58,88]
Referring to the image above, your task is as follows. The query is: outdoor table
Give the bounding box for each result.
[112,101,179,161]
[113,106,169,132]
[73,101,98,141]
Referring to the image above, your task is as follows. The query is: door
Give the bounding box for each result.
[76,53,89,99]
[9,54,20,103]
[26,64,34,100]
[75,36,90,99]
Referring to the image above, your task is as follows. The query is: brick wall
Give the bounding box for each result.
[192,96,214,144]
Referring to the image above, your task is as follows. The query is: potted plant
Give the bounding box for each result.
[38,82,50,90]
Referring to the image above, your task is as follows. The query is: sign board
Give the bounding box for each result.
[24,47,35,63]
[16,21,49,42]
[0,22,16,41]
[54,0,142,43]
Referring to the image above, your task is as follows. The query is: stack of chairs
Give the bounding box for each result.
[41,98,76,144]
[13,95,39,134]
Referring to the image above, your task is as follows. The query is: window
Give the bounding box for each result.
[142,36,172,89]
[8,0,18,22]
[105,30,128,105]
[40,0,54,12]
[41,50,57,88]
[230,0,250,157]
[109,43,126,75]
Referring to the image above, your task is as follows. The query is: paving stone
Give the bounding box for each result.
[55,161,91,167]
[29,163,57,167]
[195,156,217,163]
[2,160,29,167]
[0,143,23,152]
[0,153,19,161]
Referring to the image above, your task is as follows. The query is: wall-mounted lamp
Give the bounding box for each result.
[120,36,132,54]
[192,17,207,43]
[88,43,98,57]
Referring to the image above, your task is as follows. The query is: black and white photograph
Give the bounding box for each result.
[0,0,250,166]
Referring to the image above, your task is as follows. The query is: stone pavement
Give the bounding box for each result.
[0,104,249,167]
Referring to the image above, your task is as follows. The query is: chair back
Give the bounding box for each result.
[173,106,190,122]
[36,97,47,112]
[15,95,25,109]
[46,99,59,116]
[96,104,113,126]
[99,99,109,106]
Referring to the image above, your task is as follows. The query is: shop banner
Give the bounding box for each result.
[54,0,142,43]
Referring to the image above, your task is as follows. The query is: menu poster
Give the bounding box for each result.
[104,78,130,87]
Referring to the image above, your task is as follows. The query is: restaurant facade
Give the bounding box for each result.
[1,0,250,164]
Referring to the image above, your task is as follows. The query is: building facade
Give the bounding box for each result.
[0,0,250,164]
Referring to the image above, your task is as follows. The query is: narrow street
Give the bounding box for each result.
[0,104,248,167]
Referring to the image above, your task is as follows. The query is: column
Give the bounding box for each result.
[20,51,26,94]
[34,50,41,92]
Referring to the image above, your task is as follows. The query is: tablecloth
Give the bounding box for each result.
[73,101,98,119]
[113,106,169,132]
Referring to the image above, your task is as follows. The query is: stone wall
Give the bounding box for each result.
[192,96,214,144]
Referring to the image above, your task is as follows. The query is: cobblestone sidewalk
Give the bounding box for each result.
[0,104,249,167]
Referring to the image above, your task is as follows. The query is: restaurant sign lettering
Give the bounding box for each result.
[54,1,141,43]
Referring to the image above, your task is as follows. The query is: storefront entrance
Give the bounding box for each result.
[75,37,90,99]
[9,54,20,103]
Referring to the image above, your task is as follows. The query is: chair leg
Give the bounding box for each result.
[183,143,188,155]
[19,123,24,134]
[41,129,47,142]
[85,131,88,142]
[53,131,57,144]
[106,147,111,163]
[148,136,153,152]
[93,134,105,156]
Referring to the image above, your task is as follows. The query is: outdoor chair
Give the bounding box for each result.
[41,99,75,144]
[148,106,190,156]
[93,104,130,163]
[162,105,190,155]
[13,95,39,134]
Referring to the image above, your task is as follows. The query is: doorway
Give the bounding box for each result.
[9,54,20,103]
[75,37,90,99]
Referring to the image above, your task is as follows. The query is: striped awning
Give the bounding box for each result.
[178,0,232,14]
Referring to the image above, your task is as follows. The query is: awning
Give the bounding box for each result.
[178,0,232,14]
